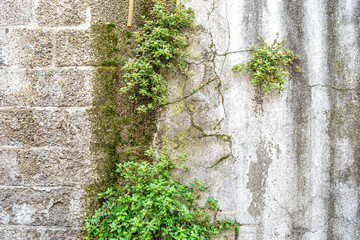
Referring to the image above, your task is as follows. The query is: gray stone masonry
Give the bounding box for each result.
[0,0,92,238]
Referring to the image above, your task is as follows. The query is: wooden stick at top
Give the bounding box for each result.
[127,0,134,28]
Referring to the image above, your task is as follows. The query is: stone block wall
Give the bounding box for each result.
[0,0,92,238]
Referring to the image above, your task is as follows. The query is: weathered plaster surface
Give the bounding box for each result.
[157,0,360,239]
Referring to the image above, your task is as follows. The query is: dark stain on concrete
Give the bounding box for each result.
[283,0,312,238]
[247,141,273,240]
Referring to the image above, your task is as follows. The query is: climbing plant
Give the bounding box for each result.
[120,0,194,112]
[86,0,239,239]
[233,34,299,93]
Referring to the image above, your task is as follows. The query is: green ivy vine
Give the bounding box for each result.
[86,0,239,239]
[85,145,238,239]
[120,0,194,112]
[233,34,299,93]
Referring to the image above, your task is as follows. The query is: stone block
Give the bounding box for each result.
[0,109,90,148]
[55,30,92,67]
[0,148,92,186]
[0,0,33,27]
[90,0,128,26]
[0,68,92,107]
[90,0,150,27]
[0,186,83,227]
[36,0,88,27]
[0,227,81,240]
[1,29,53,68]
[0,68,25,107]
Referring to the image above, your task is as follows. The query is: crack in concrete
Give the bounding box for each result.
[307,84,358,92]
[166,77,217,105]
[194,132,235,160]
[184,0,235,159]
[207,153,231,169]
[213,117,224,131]
[207,31,228,120]
[224,0,231,56]
[208,0,216,26]
[273,198,314,238]
[217,50,251,56]
[207,0,242,121]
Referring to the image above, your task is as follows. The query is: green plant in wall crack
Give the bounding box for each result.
[120,0,194,112]
[233,34,299,93]
[85,146,239,239]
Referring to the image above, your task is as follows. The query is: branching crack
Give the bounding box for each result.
[207,154,231,169]
[273,198,315,236]
[190,117,204,132]
[194,133,235,159]
[166,77,217,105]
[206,1,229,119]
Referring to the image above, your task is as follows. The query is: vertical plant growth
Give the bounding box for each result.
[120,0,194,112]
[86,0,239,239]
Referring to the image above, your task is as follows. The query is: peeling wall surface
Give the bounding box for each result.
[158,0,360,239]
[0,0,359,239]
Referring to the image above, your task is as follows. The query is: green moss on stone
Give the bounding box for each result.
[335,54,345,79]
[174,129,190,142]
[328,13,338,36]
[172,101,187,116]
[86,0,156,214]
[185,102,195,112]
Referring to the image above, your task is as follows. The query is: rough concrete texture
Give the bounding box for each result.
[0,148,91,186]
[55,30,92,67]
[0,0,33,27]
[36,0,88,27]
[1,29,54,68]
[0,0,92,238]
[0,228,80,240]
[0,187,83,227]
[0,68,91,107]
[156,0,360,239]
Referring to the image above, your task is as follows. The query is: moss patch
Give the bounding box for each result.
[86,0,156,214]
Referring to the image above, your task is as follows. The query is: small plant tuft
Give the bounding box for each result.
[233,34,299,93]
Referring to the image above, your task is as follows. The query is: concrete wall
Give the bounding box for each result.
[0,0,92,238]
[157,0,360,239]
